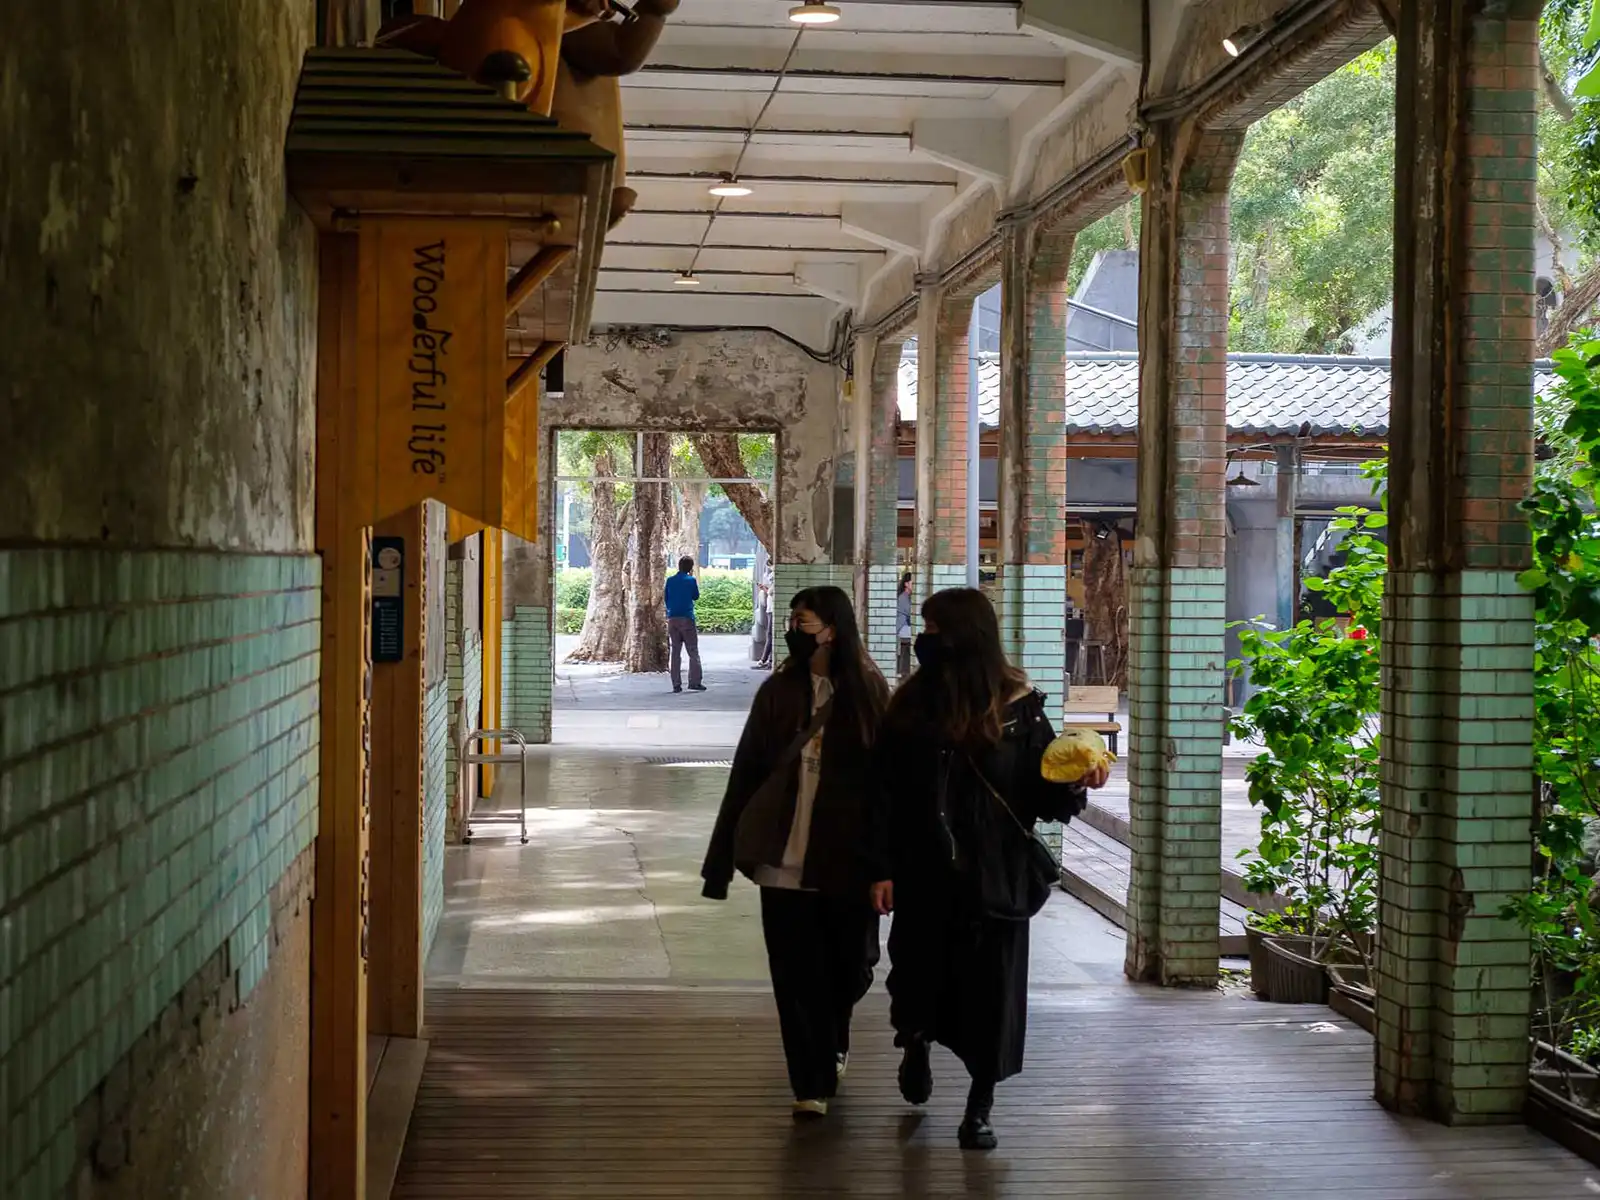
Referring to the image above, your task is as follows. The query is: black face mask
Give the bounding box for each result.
[785,628,818,662]
[913,632,943,669]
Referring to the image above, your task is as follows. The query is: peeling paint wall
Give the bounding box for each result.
[1022,72,1141,210]
[0,0,318,552]
[927,183,1003,276]
[553,330,843,563]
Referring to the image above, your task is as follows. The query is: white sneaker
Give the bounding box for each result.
[792,1098,828,1118]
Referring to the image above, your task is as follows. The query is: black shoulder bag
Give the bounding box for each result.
[967,755,1062,920]
[731,699,833,878]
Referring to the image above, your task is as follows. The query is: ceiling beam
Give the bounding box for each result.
[626,124,914,149]
[1016,0,1142,66]
[629,171,958,190]
[635,56,1066,89]
[608,240,886,255]
[793,262,868,306]
[839,202,927,257]
[911,117,1011,185]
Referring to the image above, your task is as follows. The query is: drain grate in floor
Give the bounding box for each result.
[642,756,732,767]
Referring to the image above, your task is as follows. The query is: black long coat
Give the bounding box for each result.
[701,667,882,901]
[871,689,1087,1084]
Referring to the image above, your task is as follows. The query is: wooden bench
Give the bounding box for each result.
[1061,684,1122,755]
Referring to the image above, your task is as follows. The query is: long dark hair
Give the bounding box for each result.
[887,587,1029,749]
[780,585,890,746]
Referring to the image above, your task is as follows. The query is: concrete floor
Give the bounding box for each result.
[430,638,1130,989]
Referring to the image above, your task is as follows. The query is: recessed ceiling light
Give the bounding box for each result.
[708,177,753,198]
[673,273,701,287]
[788,2,842,25]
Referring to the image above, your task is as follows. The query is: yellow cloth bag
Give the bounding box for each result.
[1041,728,1115,783]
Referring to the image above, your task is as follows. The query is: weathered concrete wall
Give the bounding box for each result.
[927,183,1003,277]
[1020,71,1140,213]
[0,0,318,553]
[554,330,843,563]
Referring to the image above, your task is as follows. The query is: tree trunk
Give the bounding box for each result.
[1082,527,1129,692]
[1537,262,1600,358]
[692,433,774,555]
[626,433,672,673]
[670,479,708,567]
[567,449,630,663]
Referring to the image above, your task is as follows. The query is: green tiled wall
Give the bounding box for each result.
[443,559,483,847]
[0,547,320,1198]
[503,605,552,744]
[772,562,855,609]
[422,677,449,958]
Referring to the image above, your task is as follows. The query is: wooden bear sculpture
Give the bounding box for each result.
[379,0,677,230]
[378,0,606,114]
[551,0,680,229]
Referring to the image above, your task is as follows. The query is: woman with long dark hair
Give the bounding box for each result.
[870,587,1110,1150]
[701,585,891,1118]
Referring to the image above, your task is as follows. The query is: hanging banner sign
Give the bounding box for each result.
[357,218,510,527]
[502,362,540,543]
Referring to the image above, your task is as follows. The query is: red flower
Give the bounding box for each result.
[1347,626,1368,640]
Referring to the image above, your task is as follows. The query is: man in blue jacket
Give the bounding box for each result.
[664,556,706,693]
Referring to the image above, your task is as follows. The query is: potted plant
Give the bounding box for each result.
[1230,470,1386,1005]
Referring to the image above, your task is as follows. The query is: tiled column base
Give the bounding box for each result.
[502,604,553,744]
[1124,566,1226,986]
[864,563,901,676]
[999,563,1067,716]
[773,563,855,609]
[1377,570,1534,1122]
[422,677,449,954]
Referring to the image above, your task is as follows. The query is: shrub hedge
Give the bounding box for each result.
[553,566,755,637]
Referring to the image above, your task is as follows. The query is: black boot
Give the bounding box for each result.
[897,1036,933,1105]
[958,1079,998,1150]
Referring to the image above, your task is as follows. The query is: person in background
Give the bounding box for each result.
[869,587,1110,1151]
[896,572,914,679]
[664,555,705,693]
[701,586,890,1119]
[755,562,775,670]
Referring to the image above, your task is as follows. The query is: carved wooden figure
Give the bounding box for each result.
[551,0,680,229]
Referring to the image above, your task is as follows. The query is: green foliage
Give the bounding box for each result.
[1505,337,1600,1056]
[1229,462,1388,960]
[1229,43,1397,353]
[1066,204,1141,297]
[552,566,756,637]
[1543,1,1600,259]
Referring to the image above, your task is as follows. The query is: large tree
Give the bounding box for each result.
[693,433,773,554]
[1536,0,1600,354]
[625,432,671,672]
[566,434,632,663]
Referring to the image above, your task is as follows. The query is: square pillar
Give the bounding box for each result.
[997,221,1071,714]
[856,332,905,675]
[1124,125,1242,987]
[914,285,975,602]
[1376,0,1539,1124]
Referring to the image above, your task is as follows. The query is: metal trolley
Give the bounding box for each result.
[459,728,531,845]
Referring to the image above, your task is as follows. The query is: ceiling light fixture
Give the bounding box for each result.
[673,272,701,287]
[708,174,753,198]
[1223,20,1269,57]
[788,2,842,25]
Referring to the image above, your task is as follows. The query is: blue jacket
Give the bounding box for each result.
[664,571,699,620]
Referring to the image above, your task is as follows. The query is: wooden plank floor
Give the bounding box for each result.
[393,986,1597,1199]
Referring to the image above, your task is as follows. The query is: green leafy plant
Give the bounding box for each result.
[1229,461,1388,966]
[1505,337,1600,1068]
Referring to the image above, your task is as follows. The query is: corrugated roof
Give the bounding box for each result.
[896,349,1561,437]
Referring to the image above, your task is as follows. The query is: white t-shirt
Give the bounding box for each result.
[754,673,833,891]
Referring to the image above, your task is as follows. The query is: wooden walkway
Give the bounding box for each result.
[393,986,1595,1199]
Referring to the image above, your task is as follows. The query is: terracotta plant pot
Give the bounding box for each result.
[1260,935,1331,1004]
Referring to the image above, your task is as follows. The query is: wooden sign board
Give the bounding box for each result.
[357,218,509,528]
[501,371,539,543]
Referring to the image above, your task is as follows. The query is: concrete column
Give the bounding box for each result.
[1376,0,1539,1124]
[1124,124,1242,987]
[997,220,1071,713]
[856,332,905,675]
[914,285,976,605]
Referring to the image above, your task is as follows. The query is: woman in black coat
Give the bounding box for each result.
[702,585,890,1118]
[869,587,1110,1150]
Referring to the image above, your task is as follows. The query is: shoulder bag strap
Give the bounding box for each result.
[767,698,833,777]
[965,753,1032,839]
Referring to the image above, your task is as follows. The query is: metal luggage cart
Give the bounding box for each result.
[459,728,530,845]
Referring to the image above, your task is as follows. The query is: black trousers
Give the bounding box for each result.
[759,887,881,1101]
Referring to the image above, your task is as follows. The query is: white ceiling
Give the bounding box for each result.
[597,0,1144,348]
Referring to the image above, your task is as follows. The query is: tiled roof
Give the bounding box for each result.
[897,348,1561,437]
